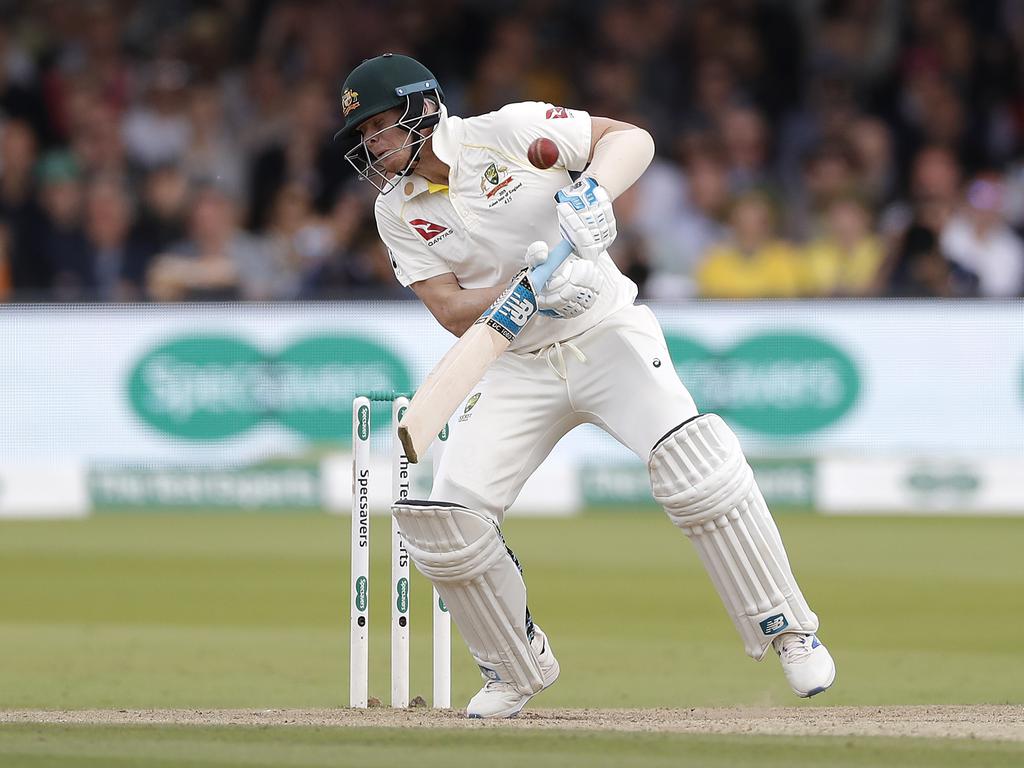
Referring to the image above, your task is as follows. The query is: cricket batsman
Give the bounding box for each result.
[337,53,836,718]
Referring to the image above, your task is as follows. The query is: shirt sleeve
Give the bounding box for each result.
[490,102,593,173]
[374,197,453,287]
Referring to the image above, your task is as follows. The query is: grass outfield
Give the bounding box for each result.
[1,724,1022,768]
[0,511,1022,766]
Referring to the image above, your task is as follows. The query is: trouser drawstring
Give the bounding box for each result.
[533,340,587,380]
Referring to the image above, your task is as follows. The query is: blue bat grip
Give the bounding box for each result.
[526,240,573,290]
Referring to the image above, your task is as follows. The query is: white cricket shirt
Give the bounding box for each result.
[374,101,637,353]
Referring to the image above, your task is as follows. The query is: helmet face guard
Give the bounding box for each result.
[343,79,441,195]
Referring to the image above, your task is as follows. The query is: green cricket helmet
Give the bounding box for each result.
[337,53,444,194]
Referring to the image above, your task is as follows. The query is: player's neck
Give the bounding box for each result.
[414,141,450,186]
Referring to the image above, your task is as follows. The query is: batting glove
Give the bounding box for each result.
[555,176,617,262]
[526,240,604,318]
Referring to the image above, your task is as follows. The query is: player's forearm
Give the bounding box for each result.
[434,283,507,337]
[586,127,655,200]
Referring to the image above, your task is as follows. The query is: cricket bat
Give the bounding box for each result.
[398,239,573,462]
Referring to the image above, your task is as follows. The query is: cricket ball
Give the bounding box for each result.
[527,137,559,169]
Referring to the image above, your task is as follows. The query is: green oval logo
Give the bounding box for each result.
[396,577,409,613]
[357,404,370,441]
[128,334,411,442]
[666,332,860,435]
[438,596,448,613]
[437,423,449,442]
[355,576,368,612]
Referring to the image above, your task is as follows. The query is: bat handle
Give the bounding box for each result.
[526,239,573,290]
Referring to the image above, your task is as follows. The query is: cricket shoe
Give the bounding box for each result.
[773,632,836,697]
[466,627,560,719]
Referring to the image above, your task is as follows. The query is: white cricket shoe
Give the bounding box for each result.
[773,632,836,697]
[466,626,560,719]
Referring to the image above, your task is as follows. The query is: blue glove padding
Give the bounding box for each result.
[554,177,617,262]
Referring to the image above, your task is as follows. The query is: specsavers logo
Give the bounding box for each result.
[128,335,411,442]
[480,160,522,208]
[666,332,860,435]
[904,463,980,495]
[342,88,360,117]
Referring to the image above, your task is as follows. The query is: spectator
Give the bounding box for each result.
[696,191,804,298]
[51,1,133,117]
[603,183,651,293]
[881,144,962,240]
[83,176,145,300]
[302,191,373,297]
[36,150,91,300]
[265,181,335,299]
[777,75,860,195]
[1,119,50,296]
[684,56,743,132]
[147,185,277,301]
[68,96,129,182]
[466,17,569,114]
[122,59,191,169]
[721,104,772,194]
[879,223,978,298]
[128,164,191,271]
[224,56,290,156]
[248,80,344,231]
[847,117,896,207]
[181,82,246,199]
[803,194,885,297]
[0,20,48,141]
[645,144,730,298]
[940,174,1024,297]
[0,1,1021,300]
[787,139,860,241]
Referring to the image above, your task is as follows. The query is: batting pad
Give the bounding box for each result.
[392,500,545,695]
[649,414,818,659]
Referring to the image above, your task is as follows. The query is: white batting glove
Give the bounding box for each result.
[526,240,604,318]
[554,176,617,261]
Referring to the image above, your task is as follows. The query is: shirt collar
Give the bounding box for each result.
[429,103,462,166]
[399,103,461,201]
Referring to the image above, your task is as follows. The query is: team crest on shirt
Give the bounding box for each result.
[342,89,360,117]
[408,218,452,246]
[459,392,482,422]
[545,106,570,119]
[480,160,523,208]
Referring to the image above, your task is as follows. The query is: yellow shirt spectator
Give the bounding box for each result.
[697,240,805,298]
[802,236,884,296]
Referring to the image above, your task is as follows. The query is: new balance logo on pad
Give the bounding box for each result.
[760,614,789,635]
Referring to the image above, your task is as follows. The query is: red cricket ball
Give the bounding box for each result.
[527,137,560,169]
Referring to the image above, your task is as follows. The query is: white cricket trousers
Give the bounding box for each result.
[430,303,698,520]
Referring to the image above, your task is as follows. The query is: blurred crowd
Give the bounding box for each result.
[1,0,1024,302]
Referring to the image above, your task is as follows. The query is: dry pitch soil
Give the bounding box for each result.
[2,706,1022,742]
